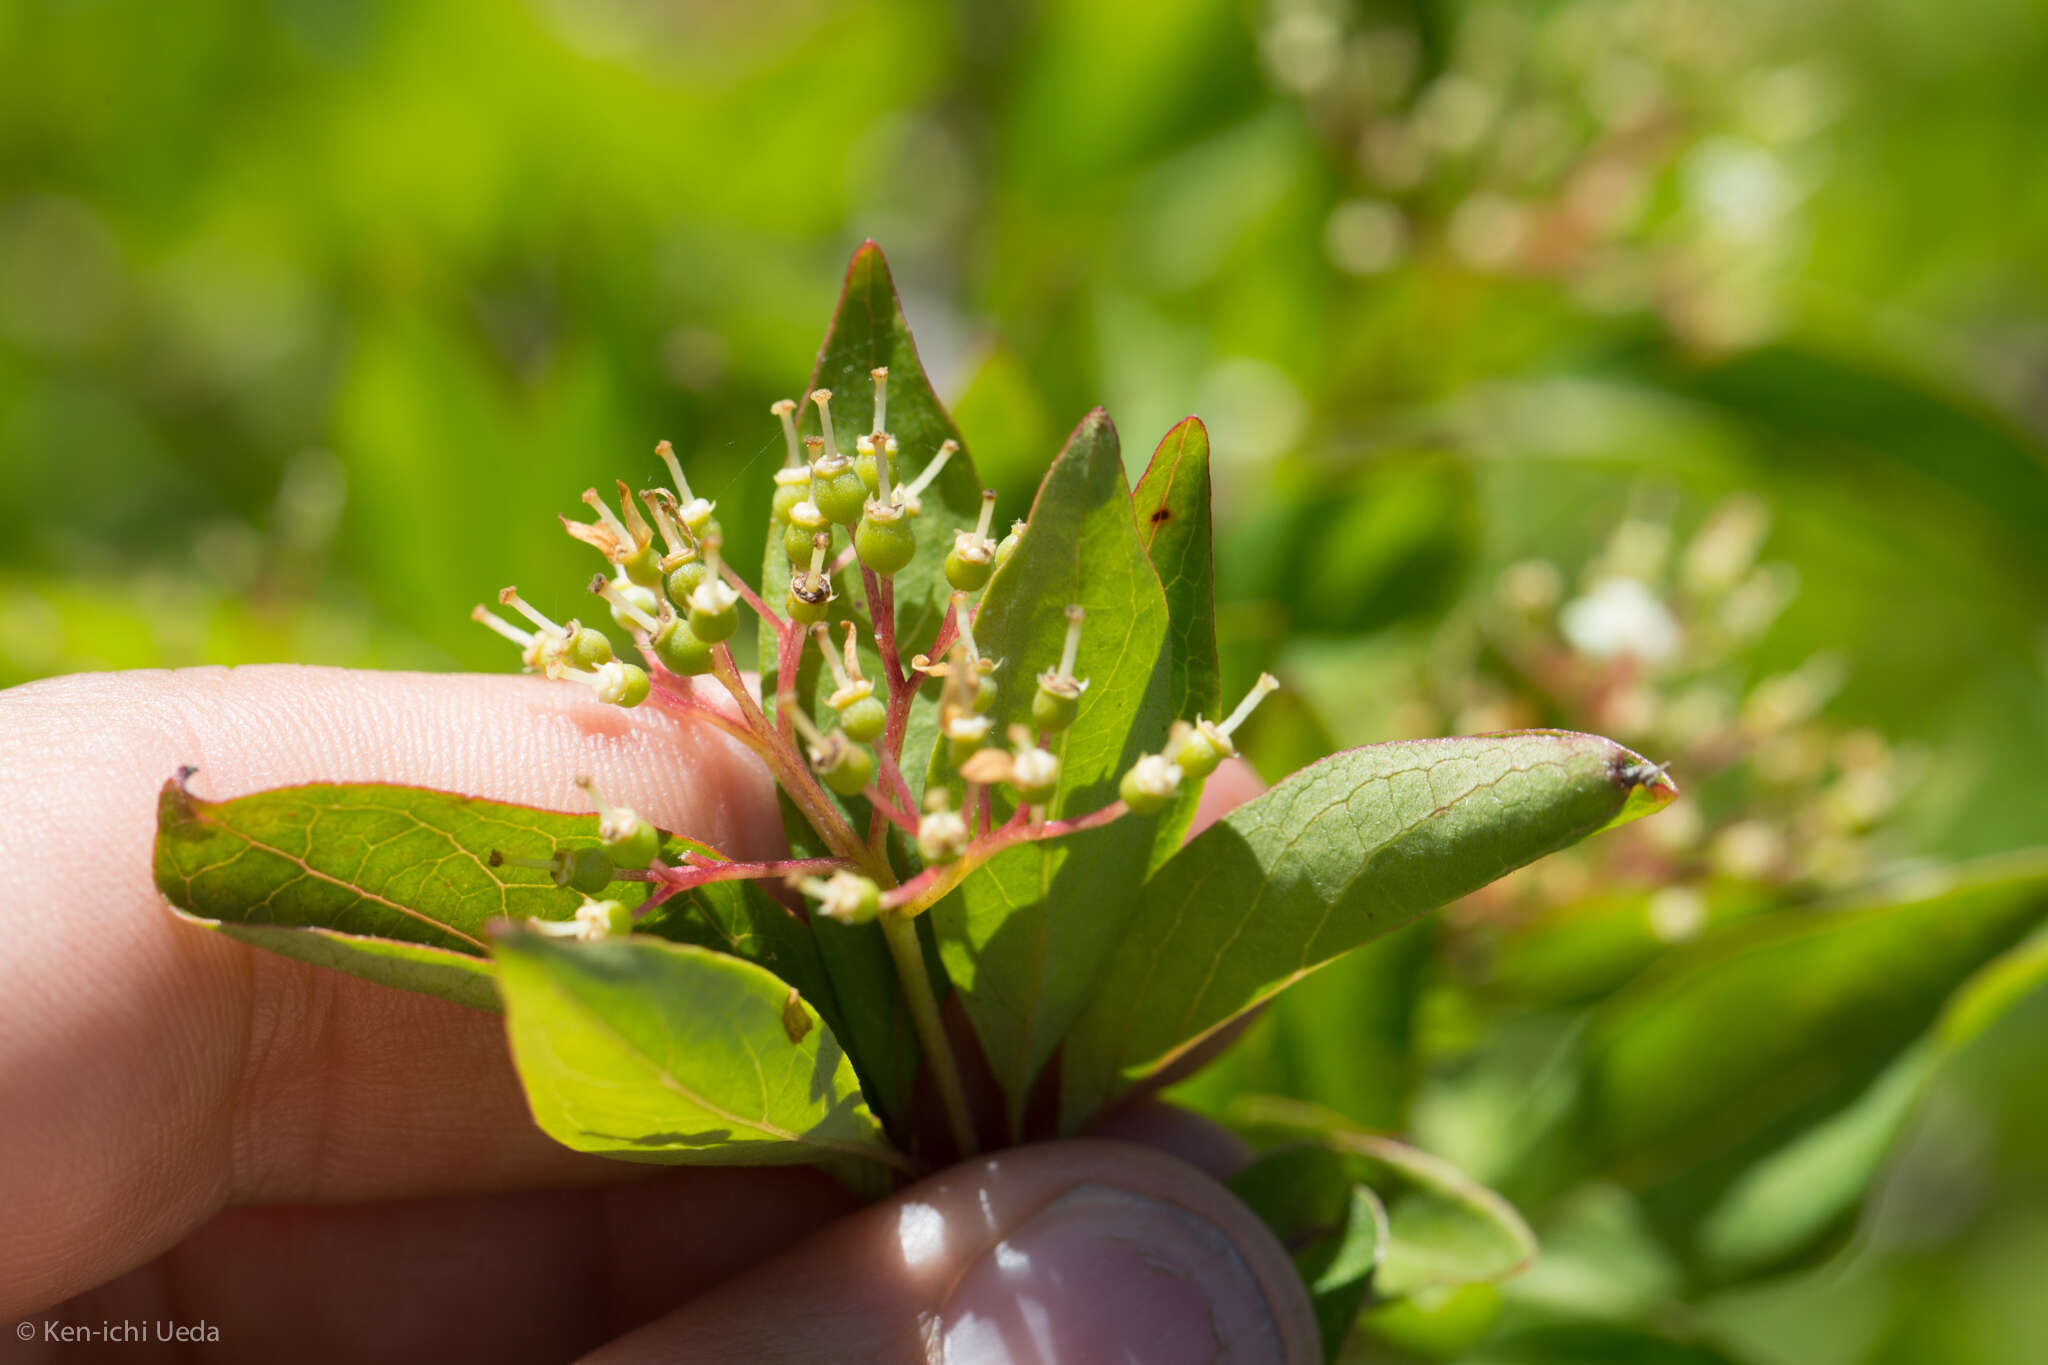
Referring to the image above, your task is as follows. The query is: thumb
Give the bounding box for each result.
[589,1139,1320,1365]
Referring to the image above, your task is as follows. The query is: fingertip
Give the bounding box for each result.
[592,1141,1320,1365]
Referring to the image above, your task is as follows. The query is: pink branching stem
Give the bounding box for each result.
[707,645,871,869]
[883,799,1132,916]
[978,785,994,836]
[926,596,961,663]
[874,743,918,823]
[655,855,852,891]
[644,665,767,757]
[828,542,859,578]
[865,789,919,836]
[863,568,907,692]
[774,623,805,749]
[722,561,786,642]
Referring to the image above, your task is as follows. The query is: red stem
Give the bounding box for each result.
[707,645,871,870]
[882,799,1131,916]
[723,562,786,642]
[863,569,906,690]
[655,855,853,891]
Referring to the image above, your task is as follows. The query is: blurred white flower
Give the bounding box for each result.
[1560,577,1681,663]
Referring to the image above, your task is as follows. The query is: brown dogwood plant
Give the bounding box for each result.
[154,243,1676,1356]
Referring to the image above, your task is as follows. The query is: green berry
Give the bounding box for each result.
[606,582,662,634]
[602,819,660,871]
[812,464,869,526]
[855,510,917,576]
[588,898,634,936]
[566,626,614,671]
[786,579,831,625]
[785,506,830,563]
[837,692,886,743]
[857,440,896,496]
[664,558,707,611]
[820,740,875,796]
[1031,682,1080,734]
[613,665,651,708]
[993,522,1024,573]
[1170,727,1226,780]
[559,846,615,895]
[654,619,713,676]
[945,546,993,592]
[689,596,738,643]
[1119,767,1170,814]
[622,542,663,589]
[771,470,811,524]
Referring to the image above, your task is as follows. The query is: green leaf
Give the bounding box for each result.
[1133,414,1220,868]
[1230,1097,1536,1300]
[1060,731,1677,1126]
[1227,1145,1387,1361]
[167,907,498,1012]
[930,409,1174,1133]
[491,929,909,1173]
[1363,1134,1536,1299]
[1580,851,2048,1186]
[637,870,843,1036]
[153,773,658,1009]
[1694,1042,1935,1277]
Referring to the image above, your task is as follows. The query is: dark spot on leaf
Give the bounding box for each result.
[1150,508,1172,524]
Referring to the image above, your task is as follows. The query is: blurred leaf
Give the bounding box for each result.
[492,930,908,1173]
[1696,1043,1936,1277]
[1230,1096,1538,1298]
[932,409,1172,1134]
[1936,925,2048,1051]
[1133,414,1221,867]
[1060,731,1677,1125]
[1468,1323,1757,1365]
[1581,852,2048,1188]
[153,773,650,1007]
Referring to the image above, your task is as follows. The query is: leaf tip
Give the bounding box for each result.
[1606,751,1680,830]
[157,765,205,832]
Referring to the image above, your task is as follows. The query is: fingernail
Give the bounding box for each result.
[937,1182,1287,1365]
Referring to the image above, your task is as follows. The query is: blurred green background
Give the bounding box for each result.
[5,0,2046,1359]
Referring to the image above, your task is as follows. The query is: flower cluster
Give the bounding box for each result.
[469,366,1280,941]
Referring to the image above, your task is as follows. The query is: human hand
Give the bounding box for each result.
[0,666,1316,1363]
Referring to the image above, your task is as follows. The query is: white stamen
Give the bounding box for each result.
[499,587,565,638]
[655,440,696,504]
[840,621,865,682]
[1056,605,1084,681]
[472,604,536,649]
[951,592,982,662]
[581,487,635,549]
[575,776,640,844]
[810,390,840,461]
[591,574,661,633]
[550,657,635,704]
[771,400,801,469]
[870,367,889,436]
[974,489,997,541]
[805,533,830,585]
[873,429,896,506]
[814,623,853,689]
[640,490,692,559]
[901,438,958,507]
[1219,672,1281,737]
